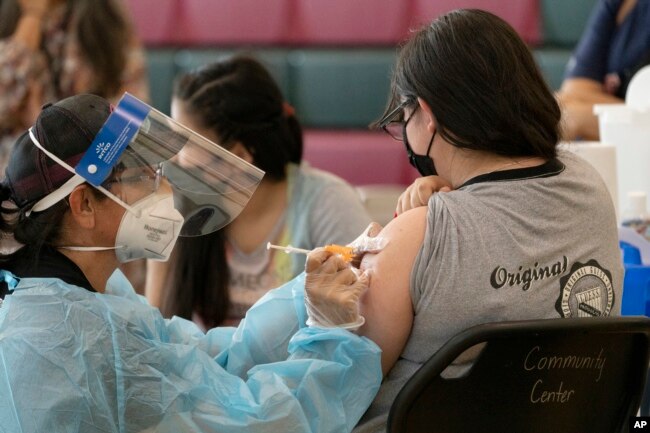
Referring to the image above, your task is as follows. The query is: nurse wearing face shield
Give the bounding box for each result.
[0,94,381,432]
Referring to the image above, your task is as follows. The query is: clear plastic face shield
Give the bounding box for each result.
[38,93,263,235]
[27,93,264,261]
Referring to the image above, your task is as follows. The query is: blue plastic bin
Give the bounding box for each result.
[620,242,650,316]
[621,241,643,265]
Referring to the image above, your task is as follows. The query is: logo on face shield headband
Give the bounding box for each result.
[95,142,112,159]
[115,193,184,263]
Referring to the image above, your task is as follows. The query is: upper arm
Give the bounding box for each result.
[357,206,428,375]
[557,77,623,104]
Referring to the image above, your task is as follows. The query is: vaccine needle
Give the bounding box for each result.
[267,242,311,255]
[267,242,356,262]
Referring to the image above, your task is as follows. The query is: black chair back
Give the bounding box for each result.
[387,317,650,433]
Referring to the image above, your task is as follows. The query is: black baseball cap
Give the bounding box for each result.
[3,94,112,209]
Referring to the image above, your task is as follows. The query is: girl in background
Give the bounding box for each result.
[146,56,370,328]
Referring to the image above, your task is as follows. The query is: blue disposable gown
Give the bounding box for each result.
[0,269,381,433]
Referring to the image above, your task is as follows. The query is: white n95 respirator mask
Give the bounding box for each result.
[58,192,184,263]
[114,192,184,262]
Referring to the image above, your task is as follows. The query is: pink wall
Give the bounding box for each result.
[128,0,541,186]
[125,0,541,46]
[303,130,419,186]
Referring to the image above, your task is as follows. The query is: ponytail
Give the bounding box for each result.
[0,183,68,264]
[0,183,16,237]
[284,113,303,164]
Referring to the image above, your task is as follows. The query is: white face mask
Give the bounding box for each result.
[62,192,184,263]
[114,192,184,263]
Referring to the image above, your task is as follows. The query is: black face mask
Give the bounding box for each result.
[404,128,437,177]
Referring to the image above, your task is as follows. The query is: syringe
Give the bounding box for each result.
[266,242,356,262]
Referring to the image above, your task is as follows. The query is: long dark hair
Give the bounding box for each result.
[0,0,133,98]
[381,9,561,159]
[161,55,303,327]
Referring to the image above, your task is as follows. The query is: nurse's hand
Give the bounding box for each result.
[304,248,370,331]
[396,175,452,215]
[347,222,385,269]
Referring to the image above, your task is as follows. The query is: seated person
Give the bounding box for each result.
[146,56,370,328]
[348,9,623,432]
[556,0,650,140]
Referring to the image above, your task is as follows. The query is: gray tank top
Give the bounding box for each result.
[354,151,623,432]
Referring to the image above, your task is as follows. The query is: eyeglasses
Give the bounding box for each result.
[379,100,414,141]
[104,164,163,194]
[380,101,432,173]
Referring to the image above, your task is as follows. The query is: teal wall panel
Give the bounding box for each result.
[145,48,177,114]
[534,48,574,90]
[287,49,397,128]
[541,0,598,47]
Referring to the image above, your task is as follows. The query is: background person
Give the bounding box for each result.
[0,0,150,290]
[0,0,149,165]
[0,93,381,433]
[556,0,650,140]
[146,56,370,328]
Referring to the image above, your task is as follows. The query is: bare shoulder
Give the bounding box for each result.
[358,206,428,374]
[360,206,428,280]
